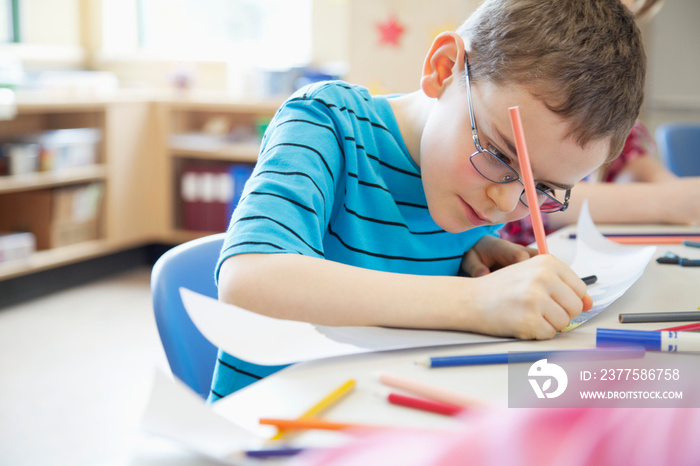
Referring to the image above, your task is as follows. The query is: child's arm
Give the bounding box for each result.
[548,176,700,229]
[218,248,589,340]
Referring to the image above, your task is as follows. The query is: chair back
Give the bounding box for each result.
[655,123,700,176]
[151,233,225,398]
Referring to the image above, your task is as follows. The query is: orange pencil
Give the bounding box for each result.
[260,418,380,432]
[509,106,548,255]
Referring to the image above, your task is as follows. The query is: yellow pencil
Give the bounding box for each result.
[270,378,356,440]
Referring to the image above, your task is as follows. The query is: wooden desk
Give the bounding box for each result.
[209,224,700,438]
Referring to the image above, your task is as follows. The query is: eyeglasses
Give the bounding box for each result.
[463,53,570,213]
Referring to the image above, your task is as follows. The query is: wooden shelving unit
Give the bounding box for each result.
[0,93,282,282]
[160,97,281,238]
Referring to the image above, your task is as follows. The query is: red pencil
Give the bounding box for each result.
[380,391,464,416]
[658,322,700,332]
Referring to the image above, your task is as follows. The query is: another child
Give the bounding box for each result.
[208,0,645,401]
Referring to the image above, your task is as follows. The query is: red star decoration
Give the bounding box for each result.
[377,15,405,46]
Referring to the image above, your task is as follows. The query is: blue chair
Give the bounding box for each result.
[151,233,225,399]
[655,123,700,176]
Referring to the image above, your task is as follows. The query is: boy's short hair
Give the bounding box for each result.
[458,0,645,161]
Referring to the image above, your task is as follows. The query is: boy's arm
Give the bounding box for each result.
[218,250,589,340]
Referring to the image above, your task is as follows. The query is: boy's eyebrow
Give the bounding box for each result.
[493,127,574,190]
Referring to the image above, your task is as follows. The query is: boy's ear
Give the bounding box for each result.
[421,31,466,99]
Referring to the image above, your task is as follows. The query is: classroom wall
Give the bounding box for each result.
[4,0,700,133]
[643,0,700,133]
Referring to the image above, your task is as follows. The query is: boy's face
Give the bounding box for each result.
[419,75,610,233]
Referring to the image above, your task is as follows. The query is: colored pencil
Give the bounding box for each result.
[244,447,306,458]
[378,390,464,416]
[683,240,700,248]
[260,418,378,432]
[378,372,485,408]
[509,106,548,255]
[658,322,700,332]
[270,378,355,440]
[619,311,700,324]
[415,346,645,368]
[568,233,700,245]
[597,328,700,352]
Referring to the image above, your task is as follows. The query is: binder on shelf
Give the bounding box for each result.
[179,161,255,232]
[227,163,255,220]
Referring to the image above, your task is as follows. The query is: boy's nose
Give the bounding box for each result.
[487,182,523,213]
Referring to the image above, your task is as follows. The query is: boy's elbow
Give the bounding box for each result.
[217,254,258,308]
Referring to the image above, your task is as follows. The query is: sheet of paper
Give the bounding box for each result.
[140,369,264,464]
[182,201,655,363]
[181,288,507,366]
[563,200,656,330]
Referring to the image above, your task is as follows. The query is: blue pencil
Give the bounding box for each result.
[244,447,306,458]
[415,347,645,368]
[597,328,700,352]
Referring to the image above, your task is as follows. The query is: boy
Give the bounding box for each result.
[208,0,645,401]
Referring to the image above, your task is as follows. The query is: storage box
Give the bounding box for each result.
[0,182,103,250]
[0,232,36,264]
[19,128,102,172]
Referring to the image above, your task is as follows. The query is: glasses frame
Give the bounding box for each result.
[463,53,570,213]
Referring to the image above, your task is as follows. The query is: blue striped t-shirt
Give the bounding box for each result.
[218,81,500,277]
[208,81,501,401]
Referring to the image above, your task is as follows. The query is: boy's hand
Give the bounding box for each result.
[460,254,591,340]
[461,235,537,277]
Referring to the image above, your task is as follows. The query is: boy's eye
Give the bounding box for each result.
[487,144,511,164]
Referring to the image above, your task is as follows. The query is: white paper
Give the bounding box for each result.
[181,288,507,366]
[140,370,264,464]
[182,201,655,362]
[563,200,656,330]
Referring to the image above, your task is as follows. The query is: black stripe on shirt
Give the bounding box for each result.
[261,142,335,183]
[276,118,345,160]
[344,137,420,179]
[236,216,324,257]
[256,170,327,206]
[347,172,390,193]
[217,357,263,380]
[327,223,463,262]
[287,96,390,133]
[396,200,429,210]
[342,204,445,235]
[248,191,318,215]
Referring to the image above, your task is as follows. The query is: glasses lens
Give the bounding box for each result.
[470,151,519,184]
[521,190,566,212]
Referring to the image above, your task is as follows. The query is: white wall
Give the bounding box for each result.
[644,0,700,131]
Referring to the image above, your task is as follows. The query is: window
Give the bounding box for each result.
[0,0,19,43]
[102,0,312,69]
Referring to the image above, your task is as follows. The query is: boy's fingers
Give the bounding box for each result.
[582,293,593,312]
[462,250,490,277]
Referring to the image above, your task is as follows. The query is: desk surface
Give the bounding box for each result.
[128,224,700,463]
[209,224,700,439]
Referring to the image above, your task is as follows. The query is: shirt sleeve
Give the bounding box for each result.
[216,90,346,280]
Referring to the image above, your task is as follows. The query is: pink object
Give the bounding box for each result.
[302,407,700,465]
[509,106,549,255]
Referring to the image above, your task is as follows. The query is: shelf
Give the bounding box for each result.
[0,165,108,194]
[168,133,260,162]
[0,239,115,281]
[169,143,260,162]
